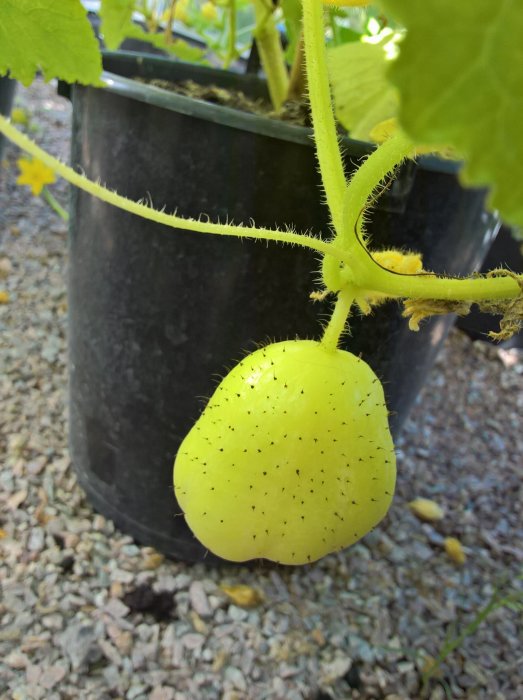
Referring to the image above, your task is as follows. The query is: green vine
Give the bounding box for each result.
[0,1,522,352]
[252,0,289,110]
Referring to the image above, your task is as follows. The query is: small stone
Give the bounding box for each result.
[99,638,123,666]
[227,605,248,622]
[149,688,175,700]
[311,627,326,646]
[212,649,229,673]
[189,581,212,618]
[107,625,134,655]
[172,573,192,590]
[127,684,148,699]
[92,514,108,530]
[224,666,247,692]
[111,568,135,584]
[5,651,29,669]
[0,256,12,277]
[122,544,141,557]
[40,665,67,690]
[182,633,205,650]
[321,657,351,683]
[60,623,103,671]
[105,597,131,619]
[110,581,124,598]
[143,552,165,570]
[7,489,28,510]
[41,614,63,630]
[189,611,208,634]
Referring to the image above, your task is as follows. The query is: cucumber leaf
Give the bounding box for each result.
[100,0,135,50]
[381,0,523,226]
[328,39,398,141]
[0,0,102,86]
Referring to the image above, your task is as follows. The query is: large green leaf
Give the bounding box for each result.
[0,0,102,86]
[381,0,523,226]
[100,0,135,51]
[328,39,398,141]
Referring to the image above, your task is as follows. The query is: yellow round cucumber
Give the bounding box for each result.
[174,339,396,565]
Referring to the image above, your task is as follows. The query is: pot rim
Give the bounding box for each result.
[98,51,460,175]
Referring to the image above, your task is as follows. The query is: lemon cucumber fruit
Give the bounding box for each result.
[174,339,396,565]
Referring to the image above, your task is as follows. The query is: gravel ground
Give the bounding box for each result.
[1,78,522,700]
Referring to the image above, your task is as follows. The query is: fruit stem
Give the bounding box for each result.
[321,287,355,351]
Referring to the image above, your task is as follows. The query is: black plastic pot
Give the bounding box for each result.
[0,75,16,158]
[67,52,499,562]
[456,225,523,349]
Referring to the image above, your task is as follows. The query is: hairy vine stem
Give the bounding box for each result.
[0,114,519,305]
[301,0,346,234]
[0,115,338,259]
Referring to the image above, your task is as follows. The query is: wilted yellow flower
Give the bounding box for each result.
[16,157,56,196]
[372,249,424,276]
[444,537,466,565]
[408,498,445,522]
[0,290,10,304]
[220,584,264,608]
[11,107,29,126]
[357,248,424,313]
